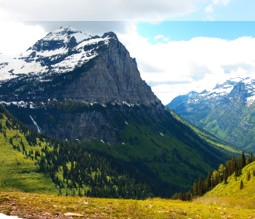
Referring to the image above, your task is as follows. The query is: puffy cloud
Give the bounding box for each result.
[0,22,46,55]
[0,0,205,21]
[118,27,255,104]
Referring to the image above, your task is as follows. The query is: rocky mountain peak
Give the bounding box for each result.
[0,27,162,141]
[0,27,115,76]
[0,27,161,106]
[103,31,118,40]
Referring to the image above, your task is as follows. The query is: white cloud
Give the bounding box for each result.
[0,22,46,55]
[0,0,206,21]
[118,27,255,104]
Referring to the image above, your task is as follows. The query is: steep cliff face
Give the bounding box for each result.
[56,32,160,105]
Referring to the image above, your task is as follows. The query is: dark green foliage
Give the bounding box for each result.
[37,141,151,199]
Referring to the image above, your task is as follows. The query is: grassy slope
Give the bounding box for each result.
[195,161,255,209]
[169,110,239,154]
[0,113,57,194]
[206,161,255,198]
[0,191,255,219]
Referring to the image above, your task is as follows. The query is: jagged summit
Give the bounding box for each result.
[32,26,90,48]
[0,27,115,77]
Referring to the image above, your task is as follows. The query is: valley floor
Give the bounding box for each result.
[0,192,255,219]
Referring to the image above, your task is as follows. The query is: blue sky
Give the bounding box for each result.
[137,22,255,43]
[1,0,255,104]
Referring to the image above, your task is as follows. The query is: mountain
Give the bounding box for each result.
[0,27,231,197]
[0,27,160,142]
[168,76,255,152]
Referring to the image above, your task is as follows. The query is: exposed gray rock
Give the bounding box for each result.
[60,34,160,106]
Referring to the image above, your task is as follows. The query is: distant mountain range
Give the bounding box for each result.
[168,76,255,152]
[0,27,231,197]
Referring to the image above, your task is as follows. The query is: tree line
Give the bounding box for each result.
[172,151,255,201]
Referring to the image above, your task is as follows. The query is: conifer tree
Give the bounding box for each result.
[247,170,251,181]
[240,179,244,190]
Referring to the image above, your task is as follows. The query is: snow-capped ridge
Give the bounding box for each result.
[185,76,255,106]
[43,26,91,44]
[0,27,117,79]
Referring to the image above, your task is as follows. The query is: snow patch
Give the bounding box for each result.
[0,27,112,80]
[43,26,90,44]
[0,101,36,108]
[35,48,68,57]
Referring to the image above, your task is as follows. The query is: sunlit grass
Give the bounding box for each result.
[0,115,57,194]
[205,161,255,199]
[0,191,255,218]
[195,161,255,215]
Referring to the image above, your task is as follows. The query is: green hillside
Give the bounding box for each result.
[0,107,152,198]
[0,105,234,198]
[194,160,255,210]
[0,110,57,193]
[169,110,239,154]
[206,160,255,199]
[200,102,255,152]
